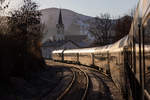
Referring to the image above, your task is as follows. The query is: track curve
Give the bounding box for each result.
[59,67,89,100]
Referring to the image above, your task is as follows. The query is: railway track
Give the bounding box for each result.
[58,67,89,100]
[56,68,76,100]
[43,60,89,100]
[73,66,122,100]
[47,59,119,89]
[84,69,122,100]
[42,67,75,100]
[79,66,120,90]
[45,60,123,100]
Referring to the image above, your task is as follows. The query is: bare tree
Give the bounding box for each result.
[128,7,136,18]
[114,15,132,41]
[8,0,42,42]
[0,0,10,39]
[89,13,112,45]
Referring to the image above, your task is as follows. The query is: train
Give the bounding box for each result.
[51,0,150,100]
[51,35,150,99]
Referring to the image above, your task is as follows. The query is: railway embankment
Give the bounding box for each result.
[0,59,123,100]
[46,60,123,100]
[0,63,73,100]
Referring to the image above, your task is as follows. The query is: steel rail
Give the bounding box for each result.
[56,69,76,100]
[56,66,89,100]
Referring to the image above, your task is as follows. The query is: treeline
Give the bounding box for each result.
[89,13,133,46]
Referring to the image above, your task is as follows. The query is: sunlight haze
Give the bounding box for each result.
[5,0,138,17]
[36,0,138,17]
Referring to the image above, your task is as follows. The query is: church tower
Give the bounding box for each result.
[55,9,65,41]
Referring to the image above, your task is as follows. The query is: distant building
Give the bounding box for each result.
[54,9,65,41]
[41,9,90,58]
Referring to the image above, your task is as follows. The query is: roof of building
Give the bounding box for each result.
[42,40,66,47]
[65,35,87,42]
[42,40,79,47]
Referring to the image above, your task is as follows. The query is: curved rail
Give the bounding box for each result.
[56,69,76,100]
[73,64,121,100]
[80,66,120,89]
[54,60,120,90]
[56,66,89,100]
[75,67,89,100]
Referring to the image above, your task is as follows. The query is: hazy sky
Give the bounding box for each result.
[37,0,138,17]
[7,0,138,17]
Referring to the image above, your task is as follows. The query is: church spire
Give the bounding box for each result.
[55,8,65,41]
[58,9,63,25]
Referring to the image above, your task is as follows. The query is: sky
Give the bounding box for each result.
[36,0,138,17]
[5,0,138,17]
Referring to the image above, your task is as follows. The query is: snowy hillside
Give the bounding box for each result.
[41,8,93,42]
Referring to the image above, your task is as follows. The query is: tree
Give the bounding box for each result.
[114,15,133,41]
[89,13,112,45]
[128,7,136,18]
[0,0,45,81]
[8,0,42,41]
[0,0,10,39]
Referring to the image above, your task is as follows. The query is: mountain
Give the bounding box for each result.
[40,8,93,42]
